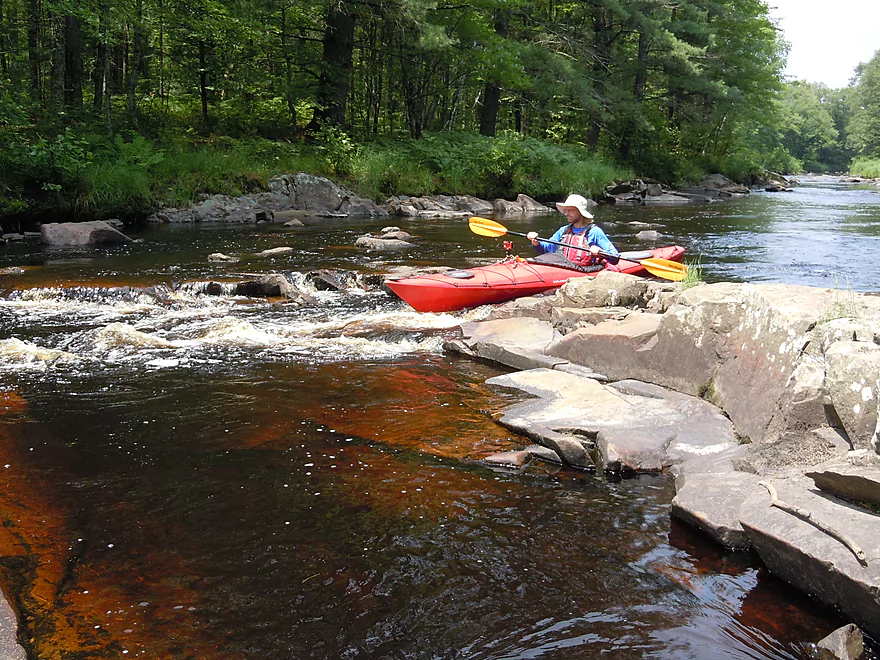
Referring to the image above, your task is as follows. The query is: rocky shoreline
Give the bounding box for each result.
[443,272,880,656]
[138,171,789,226]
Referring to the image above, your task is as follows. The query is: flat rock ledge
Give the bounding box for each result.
[445,273,880,643]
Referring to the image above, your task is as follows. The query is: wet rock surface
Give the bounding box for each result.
[41,220,134,246]
[459,273,880,642]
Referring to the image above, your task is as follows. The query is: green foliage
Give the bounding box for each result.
[850,158,880,178]
[351,144,436,199]
[847,51,880,158]
[350,131,627,201]
[761,147,803,176]
[313,125,357,177]
[773,82,850,172]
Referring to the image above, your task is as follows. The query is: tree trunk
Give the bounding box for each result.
[63,15,83,109]
[198,39,209,129]
[48,5,64,112]
[479,9,510,137]
[93,36,105,116]
[308,1,355,130]
[126,0,144,129]
[280,4,297,134]
[0,0,7,75]
[587,9,612,149]
[619,29,649,162]
[158,0,164,102]
[27,0,40,100]
[103,40,112,134]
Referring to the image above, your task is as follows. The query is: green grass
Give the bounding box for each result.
[819,276,862,322]
[681,257,704,290]
[850,158,880,178]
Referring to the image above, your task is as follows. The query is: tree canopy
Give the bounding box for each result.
[0,0,877,217]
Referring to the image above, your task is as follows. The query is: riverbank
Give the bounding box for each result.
[0,133,631,230]
[442,272,880,650]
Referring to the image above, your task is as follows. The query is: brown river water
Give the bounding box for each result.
[0,177,879,659]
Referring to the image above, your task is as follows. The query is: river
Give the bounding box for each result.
[0,176,878,659]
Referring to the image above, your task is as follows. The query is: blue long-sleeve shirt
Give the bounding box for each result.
[534,224,618,257]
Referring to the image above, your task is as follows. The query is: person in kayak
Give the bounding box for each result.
[526,193,619,267]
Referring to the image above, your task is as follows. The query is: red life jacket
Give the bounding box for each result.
[561,226,594,266]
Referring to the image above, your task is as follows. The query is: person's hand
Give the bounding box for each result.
[589,244,601,255]
[527,231,539,244]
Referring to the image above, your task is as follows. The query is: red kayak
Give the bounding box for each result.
[385,245,686,313]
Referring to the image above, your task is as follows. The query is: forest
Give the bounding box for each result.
[1,0,879,221]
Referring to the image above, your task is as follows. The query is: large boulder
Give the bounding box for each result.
[545,283,880,446]
[41,221,133,246]
[554,271,655,309]
[824,341,880,451]
[267,173,388,217]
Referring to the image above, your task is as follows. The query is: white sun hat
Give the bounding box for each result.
[555,194,594,220]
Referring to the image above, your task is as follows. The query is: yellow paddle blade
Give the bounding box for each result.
[639,258,688,282]
[468,216,508,238]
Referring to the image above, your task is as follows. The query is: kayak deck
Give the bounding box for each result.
[386,245,686,313]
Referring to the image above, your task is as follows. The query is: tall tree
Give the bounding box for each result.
[308,0,356,130]
[847,50,880,158]
[479,7,510,136]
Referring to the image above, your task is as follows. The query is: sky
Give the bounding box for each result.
[768,0,880,88]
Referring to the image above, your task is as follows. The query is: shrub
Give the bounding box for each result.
[850,158,880,178]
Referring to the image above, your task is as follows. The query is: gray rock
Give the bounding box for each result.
[671,472,763,549]
[816,623,864,660]
[269,209,307,225]
[636,230,662,241]
[459,317,561,354]
[234,274,301,299]
[824,341,880,450]
[207,252,240,263]
[268,173,388,217]
[256,246,295,257]
[516,194,553,213]
[41,221,133,246]
[524,444,564,464]
[0,588,26,660]
[807,461,880,506]
[545,311,665,385]
[739,479,880,640]
[550,306,631,334]
[380,230,413,240]
[487,296,556,322]
[485,369,737,473]
[481,451,533,469]
[355,235,414,251]
[555,271,652,309]
[493,198,526,214]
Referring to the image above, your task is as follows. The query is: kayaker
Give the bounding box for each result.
[527,194,618,267]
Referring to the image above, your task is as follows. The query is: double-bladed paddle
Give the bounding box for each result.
[468,216,689,282]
